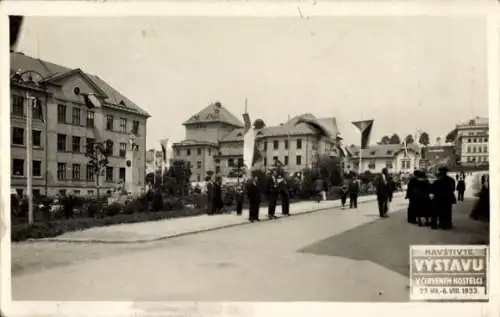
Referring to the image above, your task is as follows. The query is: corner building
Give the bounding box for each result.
[10,51,150,197]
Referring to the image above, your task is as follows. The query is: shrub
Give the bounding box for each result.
[104,202,123,217]
[87,201,102,217]
[162,197,183,211]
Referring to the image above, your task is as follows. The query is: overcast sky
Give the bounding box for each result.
[16,16,488,149]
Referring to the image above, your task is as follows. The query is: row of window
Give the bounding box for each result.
[56,134,130,157]
[12,127,42,147]
[11,158,125,181]
[178,139,306,157]
[466,145,488,154]
[464,156,489,163]
[266,139,302,151]
[11,95,44,119]
[57,104,140,133]
[13,97,142,134]
[12,159,42,177]
[465,137,488,143]
[364,159,412,170]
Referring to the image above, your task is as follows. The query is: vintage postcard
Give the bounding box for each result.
[0,1,498,317]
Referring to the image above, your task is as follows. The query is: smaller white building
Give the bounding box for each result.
[348,144,423,174]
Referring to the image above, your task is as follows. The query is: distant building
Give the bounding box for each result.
[349,143,423,174]
[449,116,489,166]
[421,145,455,169]
[10,51,150,197]
[172,102,347,181]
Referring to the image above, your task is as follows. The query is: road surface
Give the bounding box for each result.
[12,197,487,301]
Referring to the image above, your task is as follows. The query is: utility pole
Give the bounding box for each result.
[25,93,35,225]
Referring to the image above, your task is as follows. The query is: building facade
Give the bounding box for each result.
[172,103,346,182]
[455,117,489,166]
[348,144,423,174]
[10,51,150,197]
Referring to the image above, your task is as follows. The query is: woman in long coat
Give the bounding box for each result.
[405,171,419,224]
[470,174,489,222]
[411,171,433,226]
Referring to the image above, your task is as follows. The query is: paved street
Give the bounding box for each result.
[11,195,487,302]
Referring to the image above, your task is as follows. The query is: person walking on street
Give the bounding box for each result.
[410,171,433,226]
[212,176,224,214]
[431,167,456,229]
[375,168,391,218]
[247,175,261,222]
[315,178,324,203]
[278,175,290,216]
[340,183,348,209]
[267,170,279,219]
[205,176,214,215]
[405,171,419,224]
[235,184,244,216]
[348,176,360,209]
[456,174,466,202]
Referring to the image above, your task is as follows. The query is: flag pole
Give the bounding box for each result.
[287,114,291,175]
[359,112,363,174]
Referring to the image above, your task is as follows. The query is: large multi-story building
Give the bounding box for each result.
[10,51,150,197]
[172,102,346,182]
[454,117,489,166]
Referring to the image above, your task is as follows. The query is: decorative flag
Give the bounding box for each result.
[160,139,169,178]
[403,139,408,157]
[84,93,102,109]
[243,113,255,173]
[351,120,374,149]
[10,16,23,49]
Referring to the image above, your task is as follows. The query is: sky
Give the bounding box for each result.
[16,16,488,149]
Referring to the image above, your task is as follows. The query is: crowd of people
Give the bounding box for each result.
[372,166,490,230]
[203,170,291,222]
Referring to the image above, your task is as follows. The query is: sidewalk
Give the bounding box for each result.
[39,193,395,244]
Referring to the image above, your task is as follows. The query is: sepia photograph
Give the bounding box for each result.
[2,2,494,313]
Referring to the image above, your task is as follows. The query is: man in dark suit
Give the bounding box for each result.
[374,168,391,218]
[278,174,290,216]
[348,176,360,209]
[267,170,279,219]
[247,175,261,222]
[205,176,214,215]
[431,167,456,229]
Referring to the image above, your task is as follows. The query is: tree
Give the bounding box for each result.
[162,160,192,197]
[85,139,113,198]
[253,118,266,129]
[405,134,415,144]
[316,154,343,186]
[389,133,401,144]
[445,129,457,143]
[418,132,430,146]
[378,135,391,145]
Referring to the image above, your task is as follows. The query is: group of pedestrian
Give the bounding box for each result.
[405,167,457,229]
[339,176,360,209]
[205,170,291,223]
[205,176,224,215]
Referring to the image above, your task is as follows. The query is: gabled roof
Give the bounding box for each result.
[219,114,340,142]
[10,51,150,117]
[42,68,108,97]
[183,102,244,127]
[349,143,422,159]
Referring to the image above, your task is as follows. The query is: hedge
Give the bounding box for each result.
[11,184,374,242]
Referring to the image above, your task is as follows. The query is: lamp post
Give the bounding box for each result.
[24,93,35,225]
